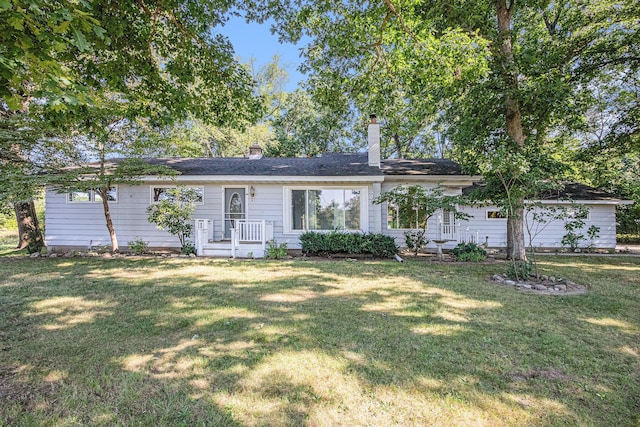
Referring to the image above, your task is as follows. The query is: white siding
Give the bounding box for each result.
[46,181,377,251]
[46,180,619,252]
[458,204,617,249]
[380,181,464,249]
[46,183,224,249]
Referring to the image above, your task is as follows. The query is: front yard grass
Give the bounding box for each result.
[1,256,638,426]
[0,228,27,257]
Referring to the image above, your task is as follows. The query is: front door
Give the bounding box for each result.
[224,188,246,239]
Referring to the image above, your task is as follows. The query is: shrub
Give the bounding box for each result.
[146,187,199,252]
[127,236,149,255]
[181,241,196,255]
[507,260,533,280]
[404,229,429,257]
[617,234,640,244]
[452,242,487,262]
[266,240,288,259]
[300,231,398,258]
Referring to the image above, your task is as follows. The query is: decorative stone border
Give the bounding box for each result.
[489,274,588,295]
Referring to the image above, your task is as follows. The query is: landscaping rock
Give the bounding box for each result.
[489,272,587,295]
[29,252,40,258]
[64,252,74,258]
[102,253,112,258]
[49,253,58,258]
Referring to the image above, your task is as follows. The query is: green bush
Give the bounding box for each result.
[181,241,196,255]
[507,260,533,280]
[127,236,149,255]
[300,231,398,258]
[452,242,487,262]
[404,229,429,256]
[266,240,288,259]
[617,234,640,244]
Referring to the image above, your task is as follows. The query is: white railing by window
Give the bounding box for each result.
[230,220,275,258]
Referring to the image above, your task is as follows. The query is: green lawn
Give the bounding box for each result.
[1,255,638,426]
[0,229,26,257]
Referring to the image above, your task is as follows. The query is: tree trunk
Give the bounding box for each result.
[14,200,44,253]
[99,188,119,253]
[393,133,404,158]
[507,205,527,261]
[497,0,527,261]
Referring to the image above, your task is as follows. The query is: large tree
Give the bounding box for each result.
[253,1,488,159]
[259,0,639,260]
[1,0,263,249]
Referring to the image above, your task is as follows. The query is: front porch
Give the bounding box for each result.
[194,219,274,258]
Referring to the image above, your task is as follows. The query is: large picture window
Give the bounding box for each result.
[288,188,363,232]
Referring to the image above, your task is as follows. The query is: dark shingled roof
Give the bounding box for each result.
[381,158,464,175]
[463,182,623,201]
[95,154,468,177]
[538,182,622,201]
[141,153,382,177]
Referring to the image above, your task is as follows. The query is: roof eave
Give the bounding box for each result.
[529,199,634,206]
[140,175,385,183]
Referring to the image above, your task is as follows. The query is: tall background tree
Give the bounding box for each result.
[257,0,640,260]
[1,0,263,250]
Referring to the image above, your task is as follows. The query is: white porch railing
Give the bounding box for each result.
[230,220,274,258]
[193,218,211,256]
[440,223,458,240]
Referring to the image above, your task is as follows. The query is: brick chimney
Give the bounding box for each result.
[248,142,263,159]
[368,114,380,167]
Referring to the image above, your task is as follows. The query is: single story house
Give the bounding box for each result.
[44,118,632,257]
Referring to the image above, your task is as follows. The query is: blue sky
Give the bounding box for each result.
[220,16,306,92]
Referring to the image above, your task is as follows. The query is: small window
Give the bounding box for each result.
[151,186,204,204]
[68,187,117,203]
[387,203,427,230]
[566,207,590,221]
[69,191,91,202]
[487,210,507,219]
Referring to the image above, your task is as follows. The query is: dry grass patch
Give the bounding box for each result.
[0,256,638,426]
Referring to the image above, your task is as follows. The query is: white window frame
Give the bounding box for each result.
[387,202,432,230]
[67,186,118,203]
[150,185,204,205]
[486,209,507,220]
[565,207,590,221]
[283,185,369,234]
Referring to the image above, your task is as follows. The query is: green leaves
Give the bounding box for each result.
[147,187,200,249]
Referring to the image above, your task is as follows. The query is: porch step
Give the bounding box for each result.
[201,242,265,258]
[202,248,233,257]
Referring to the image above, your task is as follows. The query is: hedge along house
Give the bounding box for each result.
[45,116,631,256]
